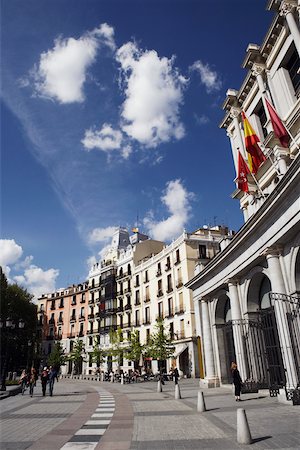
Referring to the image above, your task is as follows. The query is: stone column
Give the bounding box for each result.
[273,145,289,176]
[280,1,300,57]
[200,299,219,388]
[227,280,248,380]
[265,248,298,388]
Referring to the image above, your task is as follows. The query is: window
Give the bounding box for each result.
[82,293,85,302]
[89,336,93,346]
[135,275,140,287]
[198,244,207,259]
[59,298,64,308]
[169,322,174,340]
[135,309,140,326]
[146,328,151,344]
[283,44,300,95]
[145,286,150,301]
[92,278,95,288]
[157,263,161,276]
[175,249,180,264]
[59,312,63,322]
[168,298,173,316]
[144,270,149,283]
[158,302,163,318]
[128,264,131,275]
[165,256,171,270]
[135,290,140,305]
[145,306,150,324]
[254,100,267,139]
[167,274,173,292]
[72,295,76,305]
[157,279,163,297]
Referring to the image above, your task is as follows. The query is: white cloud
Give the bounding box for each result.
[88,226,117,244]
[116,42,187,148]
[20,265,59,299]
[31,23,115,103]
[0,238,59,299]
[143,179,194,241]
[0,239,23,272]
[82,123,123,152]
[190,60,222,93]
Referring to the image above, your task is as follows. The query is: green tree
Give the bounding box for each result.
[91,338,106,370]
[146,318,175,371]
[107,327,128,373]
[47,342,66,372]
[67,339,85,375]
[0,268,38,377]
[126,329,144,369]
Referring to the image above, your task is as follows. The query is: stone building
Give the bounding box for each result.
[186,0,300,400]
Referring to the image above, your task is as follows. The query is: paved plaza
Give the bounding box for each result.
[0,378,299,450]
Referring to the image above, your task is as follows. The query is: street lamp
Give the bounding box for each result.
[0,318,25,391]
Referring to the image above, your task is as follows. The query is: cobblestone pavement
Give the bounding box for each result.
[0,378,299,450]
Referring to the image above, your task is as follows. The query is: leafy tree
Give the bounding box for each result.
[106,327,128,373]
[126,329,144,368]
[47,342,66,372]
[91,338,106,370]
[146,318,175,371]
[0,268,38,377]
[67,339,85,375]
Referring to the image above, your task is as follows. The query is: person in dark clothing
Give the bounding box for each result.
[231,362,243,401]
[48,366,58,396]
[173,367,179,385]
[41,367,49,397]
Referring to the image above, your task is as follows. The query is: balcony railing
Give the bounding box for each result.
[176,280,183,288]
[166,311,174,318]
[175,306,185,315]
[79,315,85,321]
[67,333,76,338]
[157,290,163,298]
[135,300,141,306]
[87,329,95,335]
[88,313,95,319]
[117,306,124,313]
[144,297,151,303]
[124,304,132,311]
[165,264,171,272]
[166,286,173,293]
[143,319,151,325]
[173,332,185,340]
[156,270,162,277]
[49,318,55,324]
[70,316,76,322]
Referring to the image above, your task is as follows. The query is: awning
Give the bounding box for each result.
[173,343,188,358]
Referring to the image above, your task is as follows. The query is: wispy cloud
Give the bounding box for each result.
[143,179,194,241]
[28,23,116,104]
[194,113,210,126]
[116,42,187,148]
[190,60,222,93]
[88,226,117,244]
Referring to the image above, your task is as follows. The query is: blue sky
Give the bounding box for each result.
[1,0,272,297]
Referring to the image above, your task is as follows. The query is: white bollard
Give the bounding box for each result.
[121,374,124,385]
[175,384,181,399]
[100,372,104,382]
[197,391,206,412]
[157,379,162,392]
[237,408,252,445]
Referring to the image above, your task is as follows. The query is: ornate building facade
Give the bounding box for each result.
[187,0,300,401]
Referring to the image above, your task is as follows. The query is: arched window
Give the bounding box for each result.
[259,276,272,310]
[224,298,232,323]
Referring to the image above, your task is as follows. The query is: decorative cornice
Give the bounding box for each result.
[229,106,242,119]
[251,63,266,77]
[279,0,297,16]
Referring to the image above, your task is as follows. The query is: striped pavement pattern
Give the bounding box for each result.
[60,390,115,450]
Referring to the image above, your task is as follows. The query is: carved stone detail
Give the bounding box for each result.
[279,0,297,17]
[229,107,241,119]
[251,63,265,77]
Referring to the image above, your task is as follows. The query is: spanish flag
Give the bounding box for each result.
[242,111,266,174]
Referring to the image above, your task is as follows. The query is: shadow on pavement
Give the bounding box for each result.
[252,436,272,443]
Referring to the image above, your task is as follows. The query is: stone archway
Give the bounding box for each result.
[246,273,285,387]
[215,294,235,383]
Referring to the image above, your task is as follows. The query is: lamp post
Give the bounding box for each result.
[0,318,25,391]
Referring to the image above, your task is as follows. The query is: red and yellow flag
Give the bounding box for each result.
[242,111,266,174]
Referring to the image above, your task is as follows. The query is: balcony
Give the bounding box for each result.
[124,287,131,294]
[133,320,141,327]
[59,303,64,309]
[156,270,162,277]
[166,286,173,293]
[70,316,76,322]
[175,306,185,315]
[124,304,132,311]
[50,305,56,310]
[135,300,141,306]
[88,298,95,304]
[143,319,151,325]
[117,306,124,313]
[166,311,174,318]
[122,322,131,329]
[57,319,64,325]
[174,258,181,266]
[87,329,95,335]
[79,315,85,321]
[176,280,183,288]
[173,332,186,340]
[67,333,76,338]
[157,290,163,298]
[80,298,86,303]
[156,314,164,320]
[144,297,151,303]
[78,331,84,337]
[88,313,95,320]
[165,264,171,272]
[49,318,55,324]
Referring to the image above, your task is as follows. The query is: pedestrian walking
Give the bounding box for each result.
[19,369,28,395]
[48,366,58,396]
[28,367,37,397]
[231,362,243,401]
[41,366,49,397]
[173,367,179,385]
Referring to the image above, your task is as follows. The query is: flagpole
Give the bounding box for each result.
[258,143,281,176]
[249,172,267,199]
